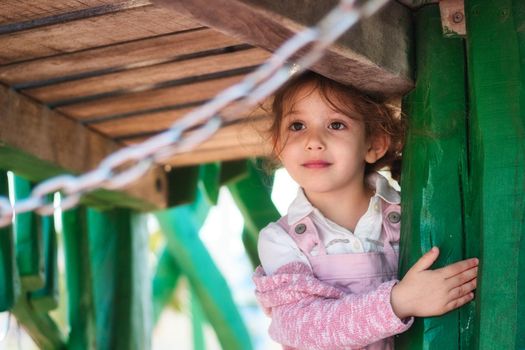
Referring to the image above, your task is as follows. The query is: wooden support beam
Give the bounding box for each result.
[227,160,280,267]
[397,5,468,349]
[0,171,18,311]
[154,0,414,97]
[152,247,182,323]
[465,1,525,348]
[13,176,45,292]
[88,208,152,350]
[0,83,167,211]
[30,209,59,313]
[62,206,96,350]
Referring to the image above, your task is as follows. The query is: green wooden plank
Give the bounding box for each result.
[219,160,249,186]
[191,286,205,350]
[465,1,525,348]
[30,206,59,313]
[13,175,45,291]
[62,206,96,350]
[152,247,182,323]
[155,188,253,350]
[227,160,280,267]
[0,171,18,311]
[88,208,151,350]
[199,163,221,205]
[397,5,468,349]
[11,297,66,350]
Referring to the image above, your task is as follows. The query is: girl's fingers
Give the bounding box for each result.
[411,247,440,272]
[439,257,479,277]
[446,266,478,287]
[445,292,475,313]
[448,278,477,299]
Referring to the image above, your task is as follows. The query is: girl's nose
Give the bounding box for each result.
[305,131,325,151]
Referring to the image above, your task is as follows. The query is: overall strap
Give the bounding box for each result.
[381,202,401,255]
[277,216,327,257]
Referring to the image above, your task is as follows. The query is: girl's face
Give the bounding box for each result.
[277,85,379,196]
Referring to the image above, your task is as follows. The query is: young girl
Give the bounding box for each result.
[253,71,479,350]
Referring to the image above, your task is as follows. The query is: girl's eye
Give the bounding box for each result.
[288,122,305,131]
[329,121,346,130]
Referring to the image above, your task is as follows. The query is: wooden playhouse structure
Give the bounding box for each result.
[0,0,523,349]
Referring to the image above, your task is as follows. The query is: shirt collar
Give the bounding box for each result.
[286,172,400,225]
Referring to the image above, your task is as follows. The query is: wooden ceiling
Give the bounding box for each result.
[0,0,275,170]
[0,0,413,210]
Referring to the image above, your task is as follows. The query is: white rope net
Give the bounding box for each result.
[0,0,390,227]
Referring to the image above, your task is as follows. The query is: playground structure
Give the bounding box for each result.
[0,0,524,349]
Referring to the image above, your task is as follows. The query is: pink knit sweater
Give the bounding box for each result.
[253,262,413,350]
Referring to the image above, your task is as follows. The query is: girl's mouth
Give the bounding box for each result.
[302,160,332,169]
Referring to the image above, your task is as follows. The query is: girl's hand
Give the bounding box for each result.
[390,247,478,319]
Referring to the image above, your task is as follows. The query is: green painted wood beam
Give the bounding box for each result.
[227,160,280,267]
[11,296,66,350]
[88,208,151,350]
[200,163,221,205]
[465,1,525,348]
[0,171,18,311]
[397,5,468,349]
[13,175,44,291]
[62,206,96,350]
[30,209,58,313]
[191,286,206,350]
[152,247,182,323]
[155,188,253,350]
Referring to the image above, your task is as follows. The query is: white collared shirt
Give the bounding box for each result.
[258,173,401,275]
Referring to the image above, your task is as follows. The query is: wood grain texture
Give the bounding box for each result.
[125,117,272,166]
[24,47,270,104]
[0,4,200,65]
[154,0,414,97]
[397,5,467,349]
[465,1,525,348]
[0,29,241,87]
[0,83,167,210]
[57,74,246,121]
[0,0,141,25]
[0,0,151,34]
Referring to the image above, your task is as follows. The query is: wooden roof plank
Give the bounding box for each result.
[0,0,150,34]
[24,47,271,104]
[154,0,414,97]
[0,4,200,65]
[123,117,272,166]
[57,74,246,121]
[0,29,241,87]
[0,83,167,211]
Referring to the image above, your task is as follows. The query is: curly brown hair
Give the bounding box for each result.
[268,71,406,180]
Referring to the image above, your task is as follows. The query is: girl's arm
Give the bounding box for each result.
[254,263,412,350]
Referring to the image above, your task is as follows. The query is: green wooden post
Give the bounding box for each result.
[30,207,59,313]
[155,188,253,350]
[0,171,18,311]
[13,175,45,291]
[88,208,151,350]
[191,286,206,350]
[62,206,96,350]
[227,160,280,267]
[152,247,182,323]
[397,5,468,349]
[465,0,525,348]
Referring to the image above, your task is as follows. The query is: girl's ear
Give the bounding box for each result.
[365,133,391,164]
